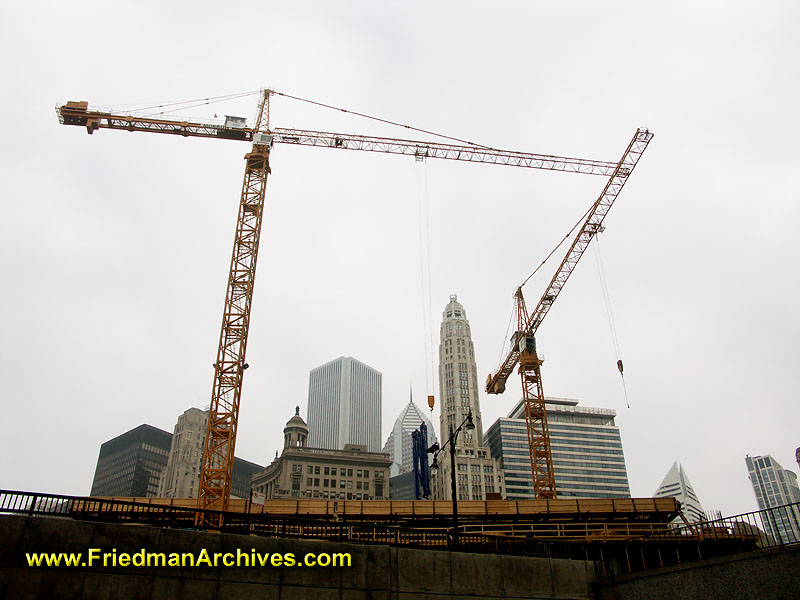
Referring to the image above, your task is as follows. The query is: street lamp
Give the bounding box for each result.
[429,409,475,549]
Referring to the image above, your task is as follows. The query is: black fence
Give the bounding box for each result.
[596,501,800,577]
[0,489,588,560]
[4,489,796,573]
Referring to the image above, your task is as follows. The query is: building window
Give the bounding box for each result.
[348,469,353,476]
[364,481,369,491]
[357,481,362,490]
[314,478,319,487]
[357,469,362,478]
[323,479,328,487]
[324,467,329,475]
[347,481,353,489]
[314,466,320,475]
[307,465,313,474]
[331,468,337,476]
[307,478,312,487]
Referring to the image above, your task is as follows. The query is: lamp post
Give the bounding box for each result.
[429,409,475,549]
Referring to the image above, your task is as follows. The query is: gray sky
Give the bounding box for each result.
[1,1,798,517]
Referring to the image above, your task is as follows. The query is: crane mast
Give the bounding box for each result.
[196,91,272,525]
[487,128,653,499]
[57,91,641,522]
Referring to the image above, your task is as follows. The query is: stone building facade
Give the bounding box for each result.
[157,407,262,499]
[432,295,504,501]
[252,408,392,500]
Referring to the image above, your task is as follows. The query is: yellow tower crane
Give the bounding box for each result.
[58,89,639,525]
[485,129,653,499]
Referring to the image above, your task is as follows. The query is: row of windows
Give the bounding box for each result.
[504,464,627,478]
[501,446,625,458]
[293,464,384,479]
[498,424,620,437]
[307,478,370,490]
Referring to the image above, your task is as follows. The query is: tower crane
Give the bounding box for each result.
[58,89,636,525]
[485,128,653,499]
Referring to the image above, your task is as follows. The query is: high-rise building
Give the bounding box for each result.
[653,462,705,523]
[90,425,172,497]
[433,295,504,501]
[157,407,263,499]
[307,356,382,452]
[382,392,438,477]
[485,397,631,499]
[746,454,800,544]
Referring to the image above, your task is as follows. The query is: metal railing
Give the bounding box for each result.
[0,489,587,559]
[596,501,800,577]
[5,489,793,570]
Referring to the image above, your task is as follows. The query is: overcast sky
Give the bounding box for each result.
[1,1,798,517]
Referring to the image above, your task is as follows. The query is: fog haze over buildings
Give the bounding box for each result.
[2,2,799,518]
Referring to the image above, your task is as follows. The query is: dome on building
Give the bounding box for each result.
[284,406,308,449]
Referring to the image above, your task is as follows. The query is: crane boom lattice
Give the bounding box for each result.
[487,128,653,499]
[56,92,649,520]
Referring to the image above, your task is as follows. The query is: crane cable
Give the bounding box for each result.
[273,91,495,149]
[107,91,262,118]
[593,234,630,408]
[493,200,596,373]
[416,158,436,410]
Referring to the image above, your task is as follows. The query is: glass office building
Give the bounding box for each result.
[746,454,800,544]
[90,424,172,497]
[485,397,631,499]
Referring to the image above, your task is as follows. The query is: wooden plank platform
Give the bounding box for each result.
[90,496,680,523]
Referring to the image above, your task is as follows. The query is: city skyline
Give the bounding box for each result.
[3,2,799,520]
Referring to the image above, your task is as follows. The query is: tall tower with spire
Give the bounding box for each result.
[382,389,438,477]
[433,295,504,500]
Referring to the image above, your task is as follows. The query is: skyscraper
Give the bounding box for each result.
[307,356,382,452]
[653,462,705,523]
[90,425,172,497]
[746,454,800,544]
[157,407,263,499]
[382,392,438,477]
[433,295,504,500]
[485,396,631,499]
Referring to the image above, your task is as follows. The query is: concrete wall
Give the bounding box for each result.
[598,544,800,600]
[0,515,597,599]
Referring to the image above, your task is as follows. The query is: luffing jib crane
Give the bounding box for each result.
[485,128,653,499]
[58,89,637,525]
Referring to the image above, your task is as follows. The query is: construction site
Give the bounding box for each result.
[0,91,793,600]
